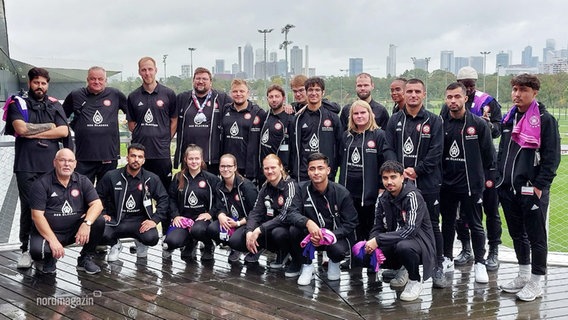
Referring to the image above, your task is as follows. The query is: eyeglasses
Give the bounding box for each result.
[220,165,235,170]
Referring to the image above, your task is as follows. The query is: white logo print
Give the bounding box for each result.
[403,137,414,155]
[126,194,136,210]
[351,147,361,164]
[309,133,319,149]
[188,191,198,206]
[93,110,103,124]
[449,140,460,158]
[230,122,239,136]
[144,109,154,123]
[137,101,144,106]
[230,205,239,219]
[261,129,269,144]
[61,200,73,215]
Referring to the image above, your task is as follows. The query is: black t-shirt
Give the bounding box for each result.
[260,111,293,167]
[127,83,177,159]
[442,117,467,191]
[63,87,127,161]
[122,173,145,216]
[29,171,99,233]
[345,133,364,198]
[178,171,213,219]
[221,104,265,170]
[179,94,218,161]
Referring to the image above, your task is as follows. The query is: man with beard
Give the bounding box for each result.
[28,148,104,274]
[96,143,169,262]
[174,67,232,175]
[127,57,177,191]
[340,73,389,129]
[439,82,495,285]
[63,66,128,184]
[220,79,266,182]
[259,84,294,176]
[390,78,407,114]
[5,67,70,269]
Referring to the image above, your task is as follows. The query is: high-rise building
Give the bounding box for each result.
[349,58,363,77]
[181,64,191,79]
[454,57,469,74]
[255,48,264,62]
[290,45,303,75]
[215,59,225,74]
[522,46,533,67]
[237,46,242,73]
[243,43,254,79]
[469,56,484,74]
[269,51,277,63]
[440,50,454,73]
[231,63,239,75]
[496,51,510,68]
[412,58,429,71]
[543,38,556,64]
[387,44,397,77]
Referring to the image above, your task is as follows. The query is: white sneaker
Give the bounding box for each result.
[516,280,543,301]
[134,239,148,258]
[162,242,172,258]
[390,267,409,289]
[474,262,488,284]
[442,256,454,273]
[400,280,423,301]
[297,264,315,286]
[17,252,32,269]
[327,261,341,281]
[501,275,529,293]
[107,240,123,262]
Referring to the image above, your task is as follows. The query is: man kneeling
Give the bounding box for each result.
[29,148,105,274]
[365,160,436,301]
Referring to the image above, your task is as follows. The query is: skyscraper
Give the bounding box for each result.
[215,59,225,74]
[349,58,363,76]
[454,57,469,74]
[243,43,254,79]
[496,51,510,68]
[469,56,484,74]
[290,45,303,75]
[543,38,556,63]
[440,50,454,73]
[387,44,397,77]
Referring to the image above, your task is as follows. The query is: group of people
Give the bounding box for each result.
[4,59,560,303]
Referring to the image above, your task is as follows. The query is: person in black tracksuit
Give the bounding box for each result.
[290,77,342,183]
[439,83,496,284]
[440,67,503,270]
[259,85,294,182]
[174,67,232,175]
[340,73,389,130]
[164,144,219,261]
[220,79,266,182]
[207,154,258,262]
[497,74,560,301]
[286,153,358,284]
[96,144,169,260]
[229,154,298,265]
[383,79,445,285]
[339,100,386,244]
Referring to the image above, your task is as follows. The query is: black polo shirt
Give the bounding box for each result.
[127,83,177,159]
[30,171,99,233]
[63,87,127,161]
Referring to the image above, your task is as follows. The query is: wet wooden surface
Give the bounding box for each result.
[0,242,566,319]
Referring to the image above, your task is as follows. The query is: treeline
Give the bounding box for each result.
[109,70,568,118]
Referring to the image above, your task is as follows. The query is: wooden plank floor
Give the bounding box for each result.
[0,242,566,319]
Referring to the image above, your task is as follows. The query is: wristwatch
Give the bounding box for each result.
[83,219,93,226]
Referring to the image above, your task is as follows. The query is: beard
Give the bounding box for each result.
[357,91,371,100]
[29,88,46,100]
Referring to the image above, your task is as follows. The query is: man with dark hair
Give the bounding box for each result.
[127,57,177,191]
[174,67,232,175]
[259,84,294,176]
[340,72,389,129]
[390,78,407,114]
[497,74,560,302]
[63,66,128,184]
[365,160,436,301]
[5,67,70,269]
[440,66,503,271]
[29,148,104,274]
[440,82,496,284]
[383,78,445,287]
[291,77,342,182]
[287,152,358,285]
[96,143,169,262]
[290,74,308,113]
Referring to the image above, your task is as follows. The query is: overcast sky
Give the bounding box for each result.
[5,1,567,80]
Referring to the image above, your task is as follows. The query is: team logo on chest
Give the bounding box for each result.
[261,129,269,144]
[234,194,240,202]
[403,136,414,155]
[351,147,361,164]
[244,113,251,120]
[449,140,460,158]
[278,195,284,206]
[422,124,431,134]
[323,119,332,127]
[188,191,199,206]
[253,116,260,125]
[466,126,476,135]
[198,180,207,188]
[529,115,540,127]
[230,122,239,136]
[156,100,164,108]
[126,194,136,210]
[61,200,73,215]
[274,122,282,130]
[144,109,154,123]
[309,133,319,149]
[93,110,103,124]
[367,140,376,148]
[71,189,80,198]
[103,99,111,107]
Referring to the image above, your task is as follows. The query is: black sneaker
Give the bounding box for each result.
[284,260,302,277]
[201,243,215,261]
[228,250,242,262]
[269,252,290,269]
[38,256,57,274]
[432,266,447,288]
[77,255,101,275]
[181,243,197,260]
[244,249,265,263]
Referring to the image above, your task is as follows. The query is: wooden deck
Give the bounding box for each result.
[0,242,566,320]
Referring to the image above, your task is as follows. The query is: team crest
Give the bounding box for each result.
[71,189,80,197]
[466,126,476,135]
[156,100,164,107]
[103,99,111,107]
[529,115,540,127]
[274,122,282,130]
[278,195,284,206]
[416,124,421,132]
[485,180,494,188]
[234,194,240,202]
[367,140,376,148]
[244,113,252,120]
[199,180,207,188]
[323,119,332,127]
[214,102,219,109]
[137,183,143,191]
[253,116,260,125]
[422,124,431,134]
